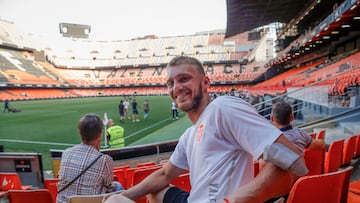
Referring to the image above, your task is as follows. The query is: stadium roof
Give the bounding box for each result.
[225,0,313,38]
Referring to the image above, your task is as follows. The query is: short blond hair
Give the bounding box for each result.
[167,56,205,76]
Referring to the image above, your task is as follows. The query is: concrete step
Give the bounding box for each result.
[339,121,360,135]
[305,126,352,145]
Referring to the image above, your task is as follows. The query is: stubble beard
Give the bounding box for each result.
[181,83,203,112]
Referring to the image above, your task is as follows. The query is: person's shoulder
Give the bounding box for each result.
[114,125,125,130]
[211,95,245,106]
[109,125,123,129]
[292,127,308,134]
[102,153,114,162]
[92,149,113,162]
[291,128,311,137]
[62,144,81,155]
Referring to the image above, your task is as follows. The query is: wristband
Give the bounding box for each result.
[224,198,230,203]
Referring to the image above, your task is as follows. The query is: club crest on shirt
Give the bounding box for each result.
[196,124,204,142]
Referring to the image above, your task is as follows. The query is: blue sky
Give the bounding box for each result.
[0,0,227,40]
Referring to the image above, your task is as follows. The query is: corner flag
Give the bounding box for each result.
[103,112,108,126]
[102,112,109,148]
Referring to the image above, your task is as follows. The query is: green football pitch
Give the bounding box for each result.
[0,96,191,170]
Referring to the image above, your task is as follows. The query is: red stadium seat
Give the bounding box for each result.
[342,135,357,166]
[0,173,32,191]
[308,132,316,139]
[348,191,360,203]
[113,165,130,171]
[44,178,59,203]
[171,173,191,192]
[253,161,260,177]
[354,134,360,158]
[287,166,353,203]
[316,129,326,140]
[304,148,325,176]
[324,139,344,174]
[349,179,360,195]
[125,165,162,189]
[113,169,126,189]
[8,189,53,203]
[136,161,156,168]
[130,166,162,203]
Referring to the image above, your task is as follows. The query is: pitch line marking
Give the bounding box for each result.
[0,118,173,147]
[0,139,75,146]
[124,118,172,139]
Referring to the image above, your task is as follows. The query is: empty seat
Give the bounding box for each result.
[287,166,353,203]
[348,191,360,203]
[353,134,360,158]
[8,189,53,203]
[304,148,325,176]
[316,129,326,140]
[324,139,344,173]
[171,173,191,192]
[113,169,126,189]
[113,165,130,171]
[130,166,162,203]
[342,135,357,166]
[308,132,316,139]
[125,165,162,189]
[253,161,260,177]
[136,162,156,168]
[0,173,32,191]
[349,179,360,195]
[44,178,59,203]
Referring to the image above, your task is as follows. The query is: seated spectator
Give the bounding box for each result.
[263,101,325,202]
[271,101,325,152]
[106,119,125,148]
[104,56,305,203]
[57,113,123,203]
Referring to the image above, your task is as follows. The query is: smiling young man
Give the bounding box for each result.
[105,56,306,203]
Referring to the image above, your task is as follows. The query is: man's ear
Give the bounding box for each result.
[203,76,210,87]
[290,114,294,122]
[270,115,274,122]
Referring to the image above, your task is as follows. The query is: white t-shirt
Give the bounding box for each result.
[123,101,129,109]
[171,102,177,110]
[170,96,282,202]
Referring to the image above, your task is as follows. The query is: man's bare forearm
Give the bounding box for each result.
[225,163,296,203]
[121,168,172,200]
